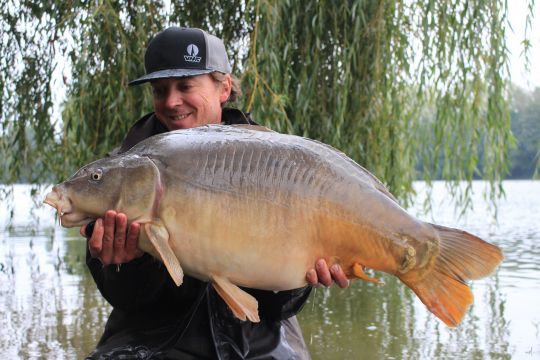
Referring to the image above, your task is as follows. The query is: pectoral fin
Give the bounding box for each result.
[211,275,260,322]
[144,222,184,286]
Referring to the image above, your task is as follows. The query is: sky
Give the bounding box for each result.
[507,0,540,90]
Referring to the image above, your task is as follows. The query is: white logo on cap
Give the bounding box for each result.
[184,44,201,63]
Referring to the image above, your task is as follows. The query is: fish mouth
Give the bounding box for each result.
[58,211,94,227]
[43,197,57,209]
[43,188,93,227]
[43,189,69,213]
[43,190,68,217]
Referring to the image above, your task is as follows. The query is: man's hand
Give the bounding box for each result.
[81,210,144,265]
[306,259,350,289]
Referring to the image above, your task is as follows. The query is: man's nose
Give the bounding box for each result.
[164,90,183,108]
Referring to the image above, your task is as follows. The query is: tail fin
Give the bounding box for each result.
[400,224,503,327]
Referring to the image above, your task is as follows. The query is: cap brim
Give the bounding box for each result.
[128,68,215,86]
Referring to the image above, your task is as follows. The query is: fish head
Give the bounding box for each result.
[44,154,159,228]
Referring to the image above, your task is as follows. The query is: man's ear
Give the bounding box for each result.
[219,74,232,104]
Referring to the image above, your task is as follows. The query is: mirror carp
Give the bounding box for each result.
[44,125,503,326]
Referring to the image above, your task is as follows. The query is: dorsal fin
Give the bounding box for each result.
[230,124,276,132]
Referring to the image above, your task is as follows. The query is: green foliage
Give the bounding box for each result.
[508,86,540,178]
[0,0,534,206]
[59,1,161,176]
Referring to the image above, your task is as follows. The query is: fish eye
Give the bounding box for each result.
[90,169,103,181]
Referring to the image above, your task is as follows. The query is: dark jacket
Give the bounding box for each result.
[86,108,312,360]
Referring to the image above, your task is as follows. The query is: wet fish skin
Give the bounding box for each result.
[43,124,503,325]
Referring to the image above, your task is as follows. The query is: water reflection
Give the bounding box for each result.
[0,188,111,359]
[1,182,539,358]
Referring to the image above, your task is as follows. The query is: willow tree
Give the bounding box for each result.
[0,0,528,205]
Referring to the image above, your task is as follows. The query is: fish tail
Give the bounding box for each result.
[400,224,503,327]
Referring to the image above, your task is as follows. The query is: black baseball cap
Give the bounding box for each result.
[129,27,231,86]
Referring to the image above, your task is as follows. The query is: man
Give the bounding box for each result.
[83,26,348,359]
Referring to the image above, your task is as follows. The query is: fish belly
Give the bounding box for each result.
[158,183,416,291]
[160,191,318,290]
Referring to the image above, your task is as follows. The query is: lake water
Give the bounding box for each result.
[0,181,538,359]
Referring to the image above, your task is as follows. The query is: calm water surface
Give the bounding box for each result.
[1,181,539,359]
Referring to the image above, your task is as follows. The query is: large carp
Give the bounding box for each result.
[44,125,502,326]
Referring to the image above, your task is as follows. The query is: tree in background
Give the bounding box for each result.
[509,86,540,178]
[0,0,532,205]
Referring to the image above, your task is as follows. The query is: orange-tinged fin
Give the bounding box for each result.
[144,222,184,286]
[352,263,384,284]
[211,275,260,323]
[401,224,503,327]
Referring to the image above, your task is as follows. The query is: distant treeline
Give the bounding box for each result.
[508,86,540,179]
[412,84,539,180]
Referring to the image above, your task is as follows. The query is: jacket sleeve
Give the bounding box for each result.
[247,286,312,321]
[86,247,170,311]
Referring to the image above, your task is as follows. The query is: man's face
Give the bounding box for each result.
[151,74,231,130]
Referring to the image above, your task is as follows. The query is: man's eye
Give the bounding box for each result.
[152,87,166,98]
[177,84,192,91]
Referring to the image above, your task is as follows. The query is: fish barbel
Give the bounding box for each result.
[43,125,503,325]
